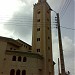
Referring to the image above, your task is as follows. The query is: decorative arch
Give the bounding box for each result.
[12,56,16,61]
[16,69,20,75]
[23,57,27,62]
[18,56,21,61]
[22,70,26,75]
[10,69,15,75]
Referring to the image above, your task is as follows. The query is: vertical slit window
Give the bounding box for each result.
[29,47,31,50]
[49,72,51,75]
[47,18,49,21]
[37,28,40,31]
[48,37,50,39]
[10,48,12,50]
[37,19,40,22]
[48,47,50,50]
[48,27,49,30]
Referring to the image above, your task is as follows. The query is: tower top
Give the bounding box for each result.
[38,0,46,3]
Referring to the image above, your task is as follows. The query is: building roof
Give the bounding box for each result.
[17,39,32,47]
[0,36,21,47]
[0,36,31,47]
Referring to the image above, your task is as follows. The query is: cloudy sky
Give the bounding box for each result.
[0,0,74,75]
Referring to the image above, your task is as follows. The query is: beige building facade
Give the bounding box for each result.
[32,0,54,75]
[0,36,43,75]
[0,0,55,75]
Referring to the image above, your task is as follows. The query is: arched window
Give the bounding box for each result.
[10,69,15,75]
[18,56,21,62]
[22,70,26,75]
[16,69,20,75]
[12,56,16,61]
[37,11,40,14]
[23,57,27,62]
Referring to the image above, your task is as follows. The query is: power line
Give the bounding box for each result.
[59,0,72,19]
[3,22,75,31]
[61,0,72,19]
[0,15,74,31]
[57,0,65,12]
[60,26,75,30]
[53,24,75,31]
[59,0,69,13]
[52,21,75,31]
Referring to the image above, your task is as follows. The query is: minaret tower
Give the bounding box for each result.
[32,0,54,75]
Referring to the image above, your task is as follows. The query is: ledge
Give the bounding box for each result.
[5,50,43,59]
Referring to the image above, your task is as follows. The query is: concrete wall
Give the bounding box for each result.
[32,1,54,75]
[0,40,43,75]
[0,41,7,75]
[17,39,32,51]
[0,54,43,75]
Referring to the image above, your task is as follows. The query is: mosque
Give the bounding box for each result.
[0,0,55,75]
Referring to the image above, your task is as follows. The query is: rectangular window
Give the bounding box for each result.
[48,59,50,62]
[49,72,51,75]
[37,19,40,22]
[48,37,50,39]
[47,18,49,21]
[37,38,40,41]
[48,27,49,30]
[37,28,40,31]
[48,47,50,50]
[10,48,12,50]
[37,49,40,52]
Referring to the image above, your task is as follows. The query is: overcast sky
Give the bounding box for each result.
[0,0,74,75]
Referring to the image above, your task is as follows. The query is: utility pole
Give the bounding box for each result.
[56,13,66,75]
[58,58,61,75]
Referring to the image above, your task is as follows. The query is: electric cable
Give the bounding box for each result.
[3,22,75,31]
[59,0,72,19]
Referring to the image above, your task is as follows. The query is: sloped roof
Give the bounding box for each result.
[0,36,21,47]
